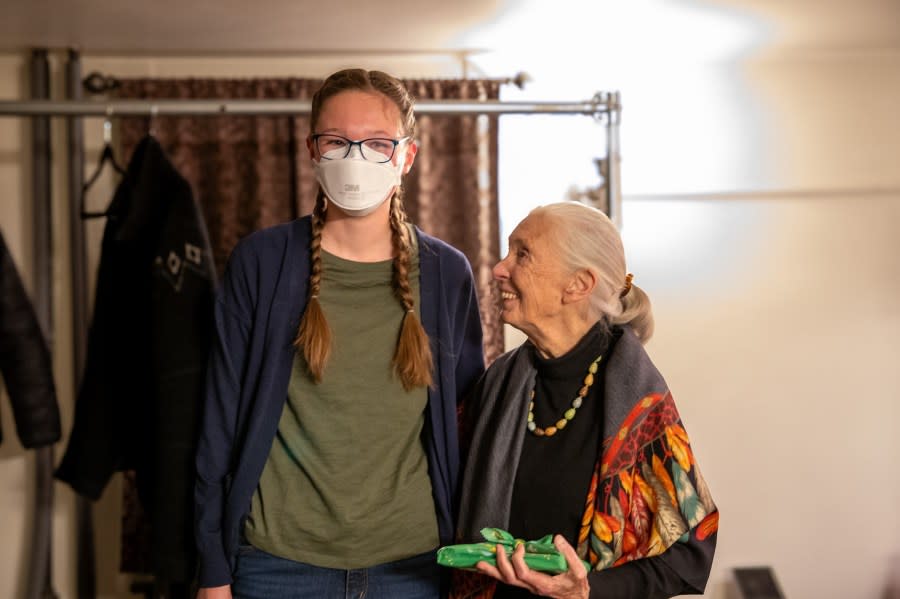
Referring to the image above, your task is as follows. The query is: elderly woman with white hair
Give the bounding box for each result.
[451,202,719,599]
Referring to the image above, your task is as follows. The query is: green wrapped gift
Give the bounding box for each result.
[437,528,590,574]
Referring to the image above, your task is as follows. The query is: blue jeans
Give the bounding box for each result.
[231,543,442,599]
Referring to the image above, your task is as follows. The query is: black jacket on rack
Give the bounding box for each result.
[55,135,216,583]
[0,229,60,449]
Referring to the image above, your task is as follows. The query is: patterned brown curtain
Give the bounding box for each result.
[402,79,504,364]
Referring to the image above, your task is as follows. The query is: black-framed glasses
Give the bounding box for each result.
[312,133,409,163]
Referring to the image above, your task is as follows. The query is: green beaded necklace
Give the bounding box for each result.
[527,354,602,437]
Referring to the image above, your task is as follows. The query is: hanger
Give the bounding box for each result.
[148,104,158,137]
[80,107,125,219]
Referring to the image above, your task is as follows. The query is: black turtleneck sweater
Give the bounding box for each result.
[507,321,614,547]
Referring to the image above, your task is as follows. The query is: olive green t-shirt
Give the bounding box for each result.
[244,236,439,568]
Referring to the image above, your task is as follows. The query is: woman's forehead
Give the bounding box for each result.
[514,211,550,234]
[510,213,554,247]
[317,90,402,136]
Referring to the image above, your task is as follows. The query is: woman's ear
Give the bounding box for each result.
[402,140,418,175]
[563,268,597,304]
[307,135,317,161]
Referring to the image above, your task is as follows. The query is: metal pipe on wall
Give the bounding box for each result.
[65,49,97,599]
[605,91,623,229]
[66,51,88,414]
[24,47,59,599]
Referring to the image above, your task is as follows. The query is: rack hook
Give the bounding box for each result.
[103,105,113,144]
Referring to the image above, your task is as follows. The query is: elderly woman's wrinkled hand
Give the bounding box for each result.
[475,535,589,599]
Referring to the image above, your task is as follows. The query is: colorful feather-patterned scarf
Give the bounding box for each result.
[452,326,719,598]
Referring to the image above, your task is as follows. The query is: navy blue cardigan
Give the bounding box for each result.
[195,216,486,587]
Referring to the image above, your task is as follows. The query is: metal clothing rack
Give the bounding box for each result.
[3,48,621,599]
[0,95,620,117]
[0,93,623,227]
[0,86,623,223]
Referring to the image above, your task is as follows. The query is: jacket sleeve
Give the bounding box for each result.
[585,387,719,598]
[446,249,486,534]
[194,243,255,587]
[0,231,60,449]
[587,528,718,598]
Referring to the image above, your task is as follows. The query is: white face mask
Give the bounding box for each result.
[313,145,406,217]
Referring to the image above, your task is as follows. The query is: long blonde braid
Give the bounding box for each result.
[293,192,331,382]
[388,193,434,390]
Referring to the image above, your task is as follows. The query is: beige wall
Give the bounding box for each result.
[0,50,83,599]
[623,193,900,599]
[0,50,31,599]
[499,50,900,599]
[627,53,899,599]
[1,46,899,599]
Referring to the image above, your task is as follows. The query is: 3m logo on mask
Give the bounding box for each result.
[314,156,402,217]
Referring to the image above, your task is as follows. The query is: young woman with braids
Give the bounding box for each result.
[194,69,486,599]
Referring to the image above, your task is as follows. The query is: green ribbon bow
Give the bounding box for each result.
[437,528,591,574]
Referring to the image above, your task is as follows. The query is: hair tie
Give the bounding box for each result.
[310,294,319,299]
[620,273,634,298]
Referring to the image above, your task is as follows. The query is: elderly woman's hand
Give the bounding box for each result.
[475,534,589,599]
